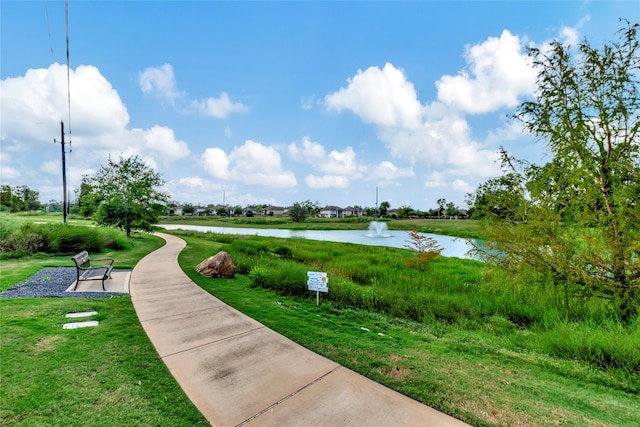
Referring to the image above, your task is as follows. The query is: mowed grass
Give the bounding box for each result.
[176,233,639,427]
[1,298,208,426]
[1,231,206,426]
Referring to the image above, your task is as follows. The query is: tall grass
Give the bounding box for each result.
[168,229,639,375]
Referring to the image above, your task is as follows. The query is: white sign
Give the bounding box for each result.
[307,271,329,293]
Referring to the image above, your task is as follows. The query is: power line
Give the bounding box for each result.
[44,0,54,58]
[65,0,71,134]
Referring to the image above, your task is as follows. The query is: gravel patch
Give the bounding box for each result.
[1,267,127,299]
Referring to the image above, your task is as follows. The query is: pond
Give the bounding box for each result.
[158,223,481,260]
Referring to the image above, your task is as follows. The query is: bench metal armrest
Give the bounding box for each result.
[90,257,114,267]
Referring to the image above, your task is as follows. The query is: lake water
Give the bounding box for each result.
[159,224,480,260]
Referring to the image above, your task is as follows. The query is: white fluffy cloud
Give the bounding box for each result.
[325,62,504,183]
[190,93,249,119]
[288,137,361,176]
[139,63,183,103]
[202,140,296,187]
[0,63,190,201]
[367,161,414,182]
[2,63,129,143]
[304,175,350,189]
[139,64,248,119]
[436,30,536,114]
[288,136,414,189]
[325,63,422,129]
[322,24,553,195]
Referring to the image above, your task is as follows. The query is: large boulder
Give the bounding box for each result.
[195,251,235,278]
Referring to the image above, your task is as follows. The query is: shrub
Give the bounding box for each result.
[273,245,293,259]
[0,222,129,256]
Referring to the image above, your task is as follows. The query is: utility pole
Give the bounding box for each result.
[54,121,70,224]
[375,186,379,217]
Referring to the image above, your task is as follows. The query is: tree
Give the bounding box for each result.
[445,202,461,217]
[233,205,243,216]
[288,202,309,222]
[466,169,527,221]
[379,201,390,217]
[87,155,169,237]
[182,203,196,215]
[0,185,40,212]
[301,200,321,217]
[397,205,413,219]
[436,198,446,219]
[480,22,640,321]
[404,230,443,286]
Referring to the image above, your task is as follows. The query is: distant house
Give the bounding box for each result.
[244,205,260,216]
[262,205,287,216]
[320,205,344,218]
[168,205,183,216]
[343,206,363,217]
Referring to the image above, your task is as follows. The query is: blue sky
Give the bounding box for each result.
[2,1,638,211]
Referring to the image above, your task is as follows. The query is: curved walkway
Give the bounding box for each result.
[130,233,469,427]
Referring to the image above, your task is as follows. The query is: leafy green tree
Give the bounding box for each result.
[379,201,390,217]
[233,205,243,216]
[466,169,527,221]
[436,198,446,219]
[397,205,413,219]
[216,206,228,216]
[87,155,169,237]
[182,204,196,215]
[480,22,640,321]
[0,185,14,210]
[288,202,309,222]
[445,202,461,217]
[0,185,40,212]
[301,200,321,217]
[77,180,100,217]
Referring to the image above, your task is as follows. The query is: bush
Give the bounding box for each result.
[0,222,129,256]
[273,245,293,259]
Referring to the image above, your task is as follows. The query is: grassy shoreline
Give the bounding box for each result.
[159,215,486,239]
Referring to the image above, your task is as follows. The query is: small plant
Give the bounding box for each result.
[404,230,443,273]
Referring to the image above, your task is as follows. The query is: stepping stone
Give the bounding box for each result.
[65,311,98,318]
[63,321,99,329]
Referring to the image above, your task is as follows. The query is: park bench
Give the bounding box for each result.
[71,251,114,291]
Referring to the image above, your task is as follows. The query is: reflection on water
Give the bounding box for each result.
[159,224,481,260]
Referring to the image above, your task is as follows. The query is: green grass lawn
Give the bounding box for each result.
[0,232,206,426]
[1,298,208,426]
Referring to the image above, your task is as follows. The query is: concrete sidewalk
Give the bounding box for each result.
[130,233,469,427]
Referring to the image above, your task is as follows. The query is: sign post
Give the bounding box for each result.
[307,271,328,305]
